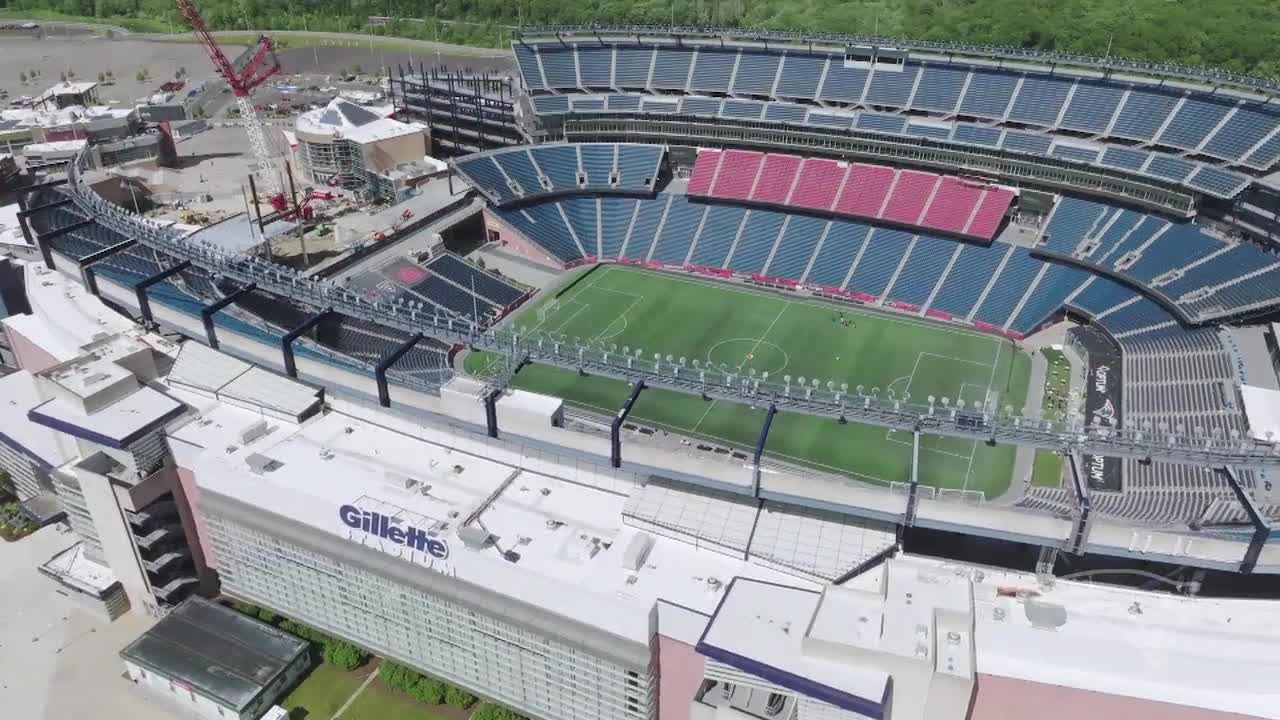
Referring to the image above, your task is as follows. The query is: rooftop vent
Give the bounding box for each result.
[244,452,282,474]
[457,525,493,549]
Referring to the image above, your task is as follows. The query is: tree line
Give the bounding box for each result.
[2,0,1278,77]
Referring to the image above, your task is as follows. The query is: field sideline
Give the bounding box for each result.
[466,265,1032,499]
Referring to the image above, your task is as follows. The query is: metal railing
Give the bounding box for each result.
[61,148,1280,470]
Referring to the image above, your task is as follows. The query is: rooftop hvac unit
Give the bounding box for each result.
[620,532,653,571]
[244,452,282,474]
[457,525,493,549]
[238,418,269,444]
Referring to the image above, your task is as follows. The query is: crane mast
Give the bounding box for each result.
[175,0,287,210]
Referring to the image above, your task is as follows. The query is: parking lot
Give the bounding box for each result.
[0,526,176,720]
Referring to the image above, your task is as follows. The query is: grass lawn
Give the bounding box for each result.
[0,8,171,33]
[1028,347,1071,488]
[337,683,465,720]
[468,265,1031,500]
[282,662,368,720]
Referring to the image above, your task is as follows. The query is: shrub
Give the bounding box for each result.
[257,607,277,623]
[323,640,364,670]
[380,659,416,693]
[444,685,476,708]
[470,702,526,720]
[409,677,446,705]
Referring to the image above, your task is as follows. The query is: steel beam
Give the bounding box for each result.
[610,380,646,468]
[282,307,333,378]
[1222,466,1271,574]
[375,332,424,407]
[1067,452,1093,555]
[200,283,257,349]
[77,238,137,292]
[134,261,192,324]
[752,403,777,496]
[905,430,922,525]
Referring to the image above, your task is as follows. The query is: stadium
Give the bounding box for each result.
[7,23,1280,720]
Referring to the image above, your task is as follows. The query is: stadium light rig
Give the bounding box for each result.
[175,0,288,212]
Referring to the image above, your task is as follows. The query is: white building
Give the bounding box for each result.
[294,98,428,201]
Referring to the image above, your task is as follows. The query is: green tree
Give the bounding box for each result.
[0,470,13,499]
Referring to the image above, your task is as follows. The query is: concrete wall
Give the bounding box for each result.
[174,465,218,593]
[482,209,569,269]
[123,660,241,720]
[969,674,1258,720]
[4,322,62,372]
[73,462,159,617]
[657,635,707,720]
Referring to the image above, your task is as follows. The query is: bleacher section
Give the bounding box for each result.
[685,150,1015,241]
[513,40,1280,174]
[455,143,663,205]
[26,197,455,385]
[526,64,1261,201]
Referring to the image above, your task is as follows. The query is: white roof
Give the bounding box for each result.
[295,98,421,145]
[167,341,321,422]
[0,202,23,246]
[5,262,135,362]
[700,578,892,713]
[24,139,88,154]
[29,385,184,448]
[0,371,69,468]
[193,410,814,645]
[40,541,117,593]
[1240,384,1280,441]
[38,80,98,99]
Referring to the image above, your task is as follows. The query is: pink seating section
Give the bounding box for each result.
[685,149,1013,239]
[836,164,897,218]
[881,171,939,225]
[789,159,846,210]
[750,154,802,204]
[710,150,764,199]
[687,150,721,196]
[921,176,985,233]
[966,187,1016,238]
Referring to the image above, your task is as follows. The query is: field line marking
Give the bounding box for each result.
[737,301,791,371]
[691,400,718,433]
[962,340,1004,493]
[523,266,611,336]
[918,351,997,369]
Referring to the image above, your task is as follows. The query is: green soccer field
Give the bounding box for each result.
[466,265,1032,500]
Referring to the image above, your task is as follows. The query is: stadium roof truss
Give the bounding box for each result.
[58,148,1280,473]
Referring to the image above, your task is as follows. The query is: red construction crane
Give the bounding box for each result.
[175,0,287,211]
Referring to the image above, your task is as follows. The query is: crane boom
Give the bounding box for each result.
[175,0,284,203]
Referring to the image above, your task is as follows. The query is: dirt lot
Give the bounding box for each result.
[0,37,233,106]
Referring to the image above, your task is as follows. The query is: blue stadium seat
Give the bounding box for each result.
[495,204,581,262]
[722,100,765,119]
[1041,196,1109,254]
[952,125,1003,147]
[929,245,1009,318]
[681,96,722,116]
[1050,144,1100,164]
[570,96,605,111]
[818,60,868,103]
[614,45,654,87]
[1058,80,1124,134]
[910,65,967,113]
[848,229,913,297]
[1001,132,1053,156]
[1009,264,1090,333]
[864,65,918,106]
[1145,155,1197,182]
[652,47,696,90]
[1118,224,1219,283]
[689,206,747,268]
[650,199,705,264]
[727,210,786,273]
[539,47,578,88]
[777,53,825,99]
[764,103,810,125]
[532,95,569,114]
[577,45,613,87]
[513,44,545,90]
[494,151,543,195]
[1186,166,1248,198]
[616,145,663,190]
[808,112,855,130]
[1203,104,1280,162]
[767,216,827,279]
[1098,146,1149,172]
[1156,96,1232,150]
[624,198,668,259]
[600,198,637,259]
[972,248,1040,326]
[580,144,615,186]
[561,196,599,253]
[1006,75,1072,126]
[732,51,782,96]
[427,254,523,306]
[607,94,641,111]
[1068,275,1137,317]
[857,113,907,134]
[1110,90,1180,140]
[886,235,954,306]
[690,48,738,95]
[532,145,580,190]
[806,223,870,288]
[907,123,950,140]
[957,69,1019,119]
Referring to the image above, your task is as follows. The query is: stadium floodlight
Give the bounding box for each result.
[692,359,701,369]
[784,374,792,385]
